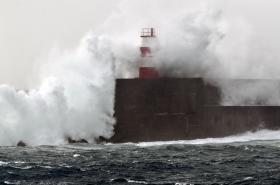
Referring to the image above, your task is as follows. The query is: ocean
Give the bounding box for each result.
[1,134,280,185]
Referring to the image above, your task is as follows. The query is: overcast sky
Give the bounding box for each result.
[1,0,280,88]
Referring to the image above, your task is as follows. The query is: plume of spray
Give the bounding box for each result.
[153,8,226,78]
[0,33,139,146]
[0,0,142,146]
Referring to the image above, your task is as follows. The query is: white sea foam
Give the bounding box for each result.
[4,181,20,185]
[14,161,25,164]
[136,129,280,147]
[0,161,8,166]
[127,179,148,184]
[73,154,81,158]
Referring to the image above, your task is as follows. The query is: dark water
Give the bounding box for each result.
[1,140,280,185]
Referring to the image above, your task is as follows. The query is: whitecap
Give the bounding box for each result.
[73,154,80,158]
[0,161,8,166]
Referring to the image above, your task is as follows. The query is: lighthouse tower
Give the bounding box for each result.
[139,28,159,78]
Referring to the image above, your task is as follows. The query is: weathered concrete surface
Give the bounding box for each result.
[108,78,280,143]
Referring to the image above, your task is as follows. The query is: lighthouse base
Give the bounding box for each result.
[139,67,159,78]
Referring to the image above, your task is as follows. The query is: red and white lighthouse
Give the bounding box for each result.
[139,28,159,78]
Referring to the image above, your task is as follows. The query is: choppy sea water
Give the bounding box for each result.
[1,138,280,185]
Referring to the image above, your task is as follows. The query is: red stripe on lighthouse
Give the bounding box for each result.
[139,67,159,78]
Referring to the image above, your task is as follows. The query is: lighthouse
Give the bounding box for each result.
[139,28,159,78]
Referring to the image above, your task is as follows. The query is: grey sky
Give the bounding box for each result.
[0,0,119,87]
[0,0,280,88]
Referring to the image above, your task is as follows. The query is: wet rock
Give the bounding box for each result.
[96,136,109,144]
[67,137,88,144]
[79,139,88,143]
[17,141,27,147]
